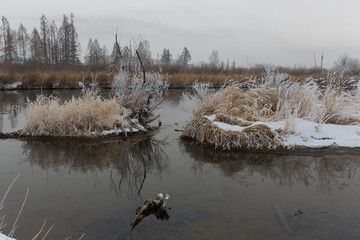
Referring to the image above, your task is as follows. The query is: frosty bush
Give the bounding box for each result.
[22,94,130,137]
[178,81,212,114]
[111,40,168,125]
[16,38,169,138]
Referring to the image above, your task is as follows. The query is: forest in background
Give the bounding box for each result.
[1,14,360,89]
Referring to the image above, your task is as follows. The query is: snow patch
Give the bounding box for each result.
[206,115,360,148]
[99,127,140,136]
[0,233,16,240]
[3,82,21,89]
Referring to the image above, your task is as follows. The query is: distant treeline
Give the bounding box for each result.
[0,14,328,74]
[1,14,82,65]
[1,13,360,89]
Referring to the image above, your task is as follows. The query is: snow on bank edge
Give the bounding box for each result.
[206,115,360,148]
[0,232,16,240]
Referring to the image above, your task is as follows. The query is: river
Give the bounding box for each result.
[0,89,360,240]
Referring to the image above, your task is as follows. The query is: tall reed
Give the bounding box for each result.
[182,67,360,150]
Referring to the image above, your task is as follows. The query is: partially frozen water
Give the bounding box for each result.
[1,89,360,239]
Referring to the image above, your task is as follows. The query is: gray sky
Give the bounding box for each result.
[2,0,360,68]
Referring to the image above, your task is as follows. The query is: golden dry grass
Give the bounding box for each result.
[182,69,360,150]
[0,68,111,89]
[182,116,284,150]
[168,73,252,87]
[22,94,130,137]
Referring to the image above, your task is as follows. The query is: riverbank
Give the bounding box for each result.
[0,64,335,90]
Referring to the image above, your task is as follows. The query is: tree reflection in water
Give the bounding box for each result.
[181,141,360,193]
[20,134,169,199]
[0,91,25,131]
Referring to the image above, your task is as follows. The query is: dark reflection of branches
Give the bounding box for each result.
[20,134,169,199]
[181,141,360,194]
[109,136,170,199]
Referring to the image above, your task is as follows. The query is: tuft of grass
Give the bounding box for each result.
[182,68,360,150]
[182,116,284,150]
[22,94,130,137]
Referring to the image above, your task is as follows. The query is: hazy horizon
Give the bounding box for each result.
[2,0,360,68]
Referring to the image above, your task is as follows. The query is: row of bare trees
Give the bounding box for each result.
[3,14,357,76]
[0,14,81,64]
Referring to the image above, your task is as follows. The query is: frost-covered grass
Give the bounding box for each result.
[17,44,168,138]
[22,93,131,137]
[112,69,168,117]
[181,67,360,150]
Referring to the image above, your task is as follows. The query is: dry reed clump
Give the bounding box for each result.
[182,67,360,150]
[22,94,130,137]
[317,87,360,125]
[194,75,360,125]
[182,116,284,150]
[168,73,250,87]
[0,67,111,89]
[213,113,252,127]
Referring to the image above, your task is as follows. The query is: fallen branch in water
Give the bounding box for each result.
[130,193,170,234]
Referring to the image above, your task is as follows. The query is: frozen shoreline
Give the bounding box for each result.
[0,232,16,240]
[207,115,360,149]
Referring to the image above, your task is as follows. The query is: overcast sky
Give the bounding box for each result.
[2,0,360,68]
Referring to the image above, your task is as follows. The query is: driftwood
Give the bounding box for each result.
[130,193,170,234]
[0,130,23,139]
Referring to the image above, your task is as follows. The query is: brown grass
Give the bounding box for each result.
[182,69,360,150]
[0,62,353,89]
[0,64,111,89]
[168,73,251,87]
[182,116,284,150]
[213,113,252,127]
[22,94,130,137]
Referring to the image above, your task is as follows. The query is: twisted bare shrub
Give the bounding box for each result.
[17,39,169,138]
[111,39,169,126]
[112,70,168,125]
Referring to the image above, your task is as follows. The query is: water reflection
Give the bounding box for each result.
[181,141,360,193]
[21,134,169,199]
[0,91,26,131]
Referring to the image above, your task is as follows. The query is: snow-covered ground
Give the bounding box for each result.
[3,82,21,90]
[0,233,16,240]
[207,115,360,148]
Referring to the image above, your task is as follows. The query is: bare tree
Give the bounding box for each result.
[111,34,122,67]
[49,20,59,64]
[101,45,108,65]
[137,39,152,68]
[179,47,191,68]
[17,23,29,63]
[86,37,103,65]
[58,14,70,63]
[69,13,81,64]
[160,48,172,65]
[29,28,41,63]
[39,14,49,63]
[1,16,17,63]
[232,60,236,70]
[209,50,220,68]
[333,53,360,74]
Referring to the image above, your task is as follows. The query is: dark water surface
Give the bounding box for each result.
[1,90,360,239]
